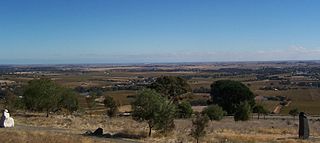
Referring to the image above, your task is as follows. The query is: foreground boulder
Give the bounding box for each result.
[92,128,103,136]
[84,128,103,136]
[0,109,14,128]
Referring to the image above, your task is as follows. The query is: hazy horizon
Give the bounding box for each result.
[1,0,320,64]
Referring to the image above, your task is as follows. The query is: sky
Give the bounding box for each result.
[1,0,320,64]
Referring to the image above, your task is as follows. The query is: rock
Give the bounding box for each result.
[0,109,14,128]
[299,112,309,139]
[103,133,112,138]
[84,130,93,135]
[92,128,103,136]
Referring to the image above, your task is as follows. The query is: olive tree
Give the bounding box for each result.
[132,89,175,137]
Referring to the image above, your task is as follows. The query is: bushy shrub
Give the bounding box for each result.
[3,90,24,112]
[202,104,226,121]
[58,89,79,113]
[176,101,193,118]
[234,101,251,121]
[104,96,118,117]
[190,113,209,143]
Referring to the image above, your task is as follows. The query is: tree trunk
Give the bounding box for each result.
[46,109,49,118]
[258,113,260,120]
[197,138,199,143]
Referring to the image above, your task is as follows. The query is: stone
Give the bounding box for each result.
[0,109,14,128]
[299,112,309,139]
[92,128,103,136]
[84,130,93,135]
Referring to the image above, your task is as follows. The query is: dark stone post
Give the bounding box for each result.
[299,112,309,139]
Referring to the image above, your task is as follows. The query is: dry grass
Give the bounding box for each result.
[0,128,102,143]
[2,111,320,143]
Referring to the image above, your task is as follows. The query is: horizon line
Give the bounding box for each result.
[0,59,319,66]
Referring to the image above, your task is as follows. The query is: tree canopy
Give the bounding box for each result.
[23,79,61,117]
[210,80,255,114]
[149,76,191,100]
[132,89,176,136]
[23,78,79,117]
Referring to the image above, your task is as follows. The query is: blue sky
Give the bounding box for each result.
[1,0,320,64]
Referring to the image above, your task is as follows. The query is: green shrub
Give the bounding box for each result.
[58,89,79,113]
[234,101,251,121]
[104,96,118,118]
[176,101,193,118]
[190,113,209,143]
[202,104,226,121]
